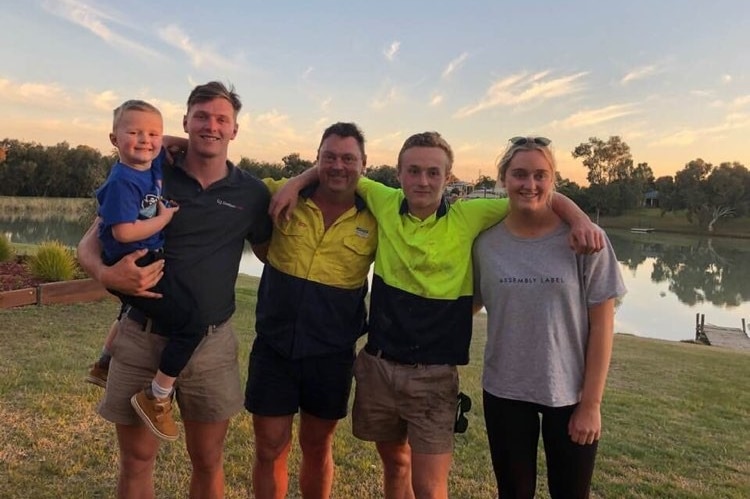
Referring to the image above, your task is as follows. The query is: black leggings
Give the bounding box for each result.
[483,391,598,499]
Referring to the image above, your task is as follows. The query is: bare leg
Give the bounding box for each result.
[376,440,415,499]
[115,423,160,499]
[298,412,338,498]
[184,419,230,499]
[411,451,452,499]
[252,414,294,499]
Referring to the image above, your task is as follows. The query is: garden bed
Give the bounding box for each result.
[0,256,111,309]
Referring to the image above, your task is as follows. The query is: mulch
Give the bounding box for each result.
[0,256,45,292]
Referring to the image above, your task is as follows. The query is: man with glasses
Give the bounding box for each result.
[246,122,377,499]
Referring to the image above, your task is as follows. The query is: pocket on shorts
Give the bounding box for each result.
[109,319,125,356]
[353,348,369,382]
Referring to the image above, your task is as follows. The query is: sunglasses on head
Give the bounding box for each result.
[509,136,551,146]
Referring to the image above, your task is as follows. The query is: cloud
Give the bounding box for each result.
[650,113,750,147]
[384,41,400,61]
[235,110,315,159]
[158,24,239,71]
[370,85,398,110]
[369,131,403,149]
[314,116,331,128]
[455,70,588,118]
[319,97,332,112]
[454,141,481,154]
[366,131,404,165]
[301,67,314,80]
[442,52,469,79]
[557,103,640,129]
[694,93,750,110]
[42,0,161,59]
[722,74,732,83]
[731,95,750,108]
[0,78,71,106]
[650,129,699,147]
[621,64,658,84]
[89,90,120,112]
[429,93,444,107]
[255,110,290,128]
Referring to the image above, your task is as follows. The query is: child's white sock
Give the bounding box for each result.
[151,380,172,399]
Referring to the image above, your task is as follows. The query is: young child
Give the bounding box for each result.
[88,99,204,442]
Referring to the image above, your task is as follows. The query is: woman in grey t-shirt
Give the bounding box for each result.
[473,136,626,498]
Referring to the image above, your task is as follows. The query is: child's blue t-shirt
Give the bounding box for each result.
[96,152,165,264]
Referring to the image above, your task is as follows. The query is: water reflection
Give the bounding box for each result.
[609,231,750,308]
[608,229,749,342]
[0,216,89,247]
[2,215,747,344]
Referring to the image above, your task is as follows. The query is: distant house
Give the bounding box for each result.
[643,190,660,208]
[466,187,505,199]
[445,181,474,198]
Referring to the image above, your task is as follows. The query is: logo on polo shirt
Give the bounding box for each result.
[217,198,244,210]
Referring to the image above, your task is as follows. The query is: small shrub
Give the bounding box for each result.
[29,240,77,282]
[0,232,13,262]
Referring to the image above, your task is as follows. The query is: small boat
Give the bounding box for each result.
[630,227,655,233]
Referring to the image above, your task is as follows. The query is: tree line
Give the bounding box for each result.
[1,136,748,231]
[562,136,750,231]
[0,139,403,197]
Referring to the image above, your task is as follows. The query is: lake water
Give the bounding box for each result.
[2,217,748,343]
[607,229,749,342]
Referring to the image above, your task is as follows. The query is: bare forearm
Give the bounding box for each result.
[579,300,615,406]
[550,192,604,253]
[77,217,164,296]
[112,216,169,244]
[269,166,319,223]
[289,165,318,188]
[550,192,588,226]
[77,219,106,281]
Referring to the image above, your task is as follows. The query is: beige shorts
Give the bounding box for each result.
[98,315,244,425]
[351,348,458,454]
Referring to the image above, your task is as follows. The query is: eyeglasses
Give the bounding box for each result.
[320,152,360,167]
[509,136,551,146]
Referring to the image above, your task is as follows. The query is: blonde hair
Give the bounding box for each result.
[112,99,162,132]
[497,136,557,189]
[397,131,454,172]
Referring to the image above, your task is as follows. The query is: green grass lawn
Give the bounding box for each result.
[1,275,748,498]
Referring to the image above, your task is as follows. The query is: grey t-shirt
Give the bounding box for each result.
[473,222,626,407]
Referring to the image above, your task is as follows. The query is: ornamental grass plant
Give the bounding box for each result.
[0,233,13,262]
[28,240,77,281]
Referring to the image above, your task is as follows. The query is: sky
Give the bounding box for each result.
[1,0,749,186]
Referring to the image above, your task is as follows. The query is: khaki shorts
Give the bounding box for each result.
[351,348,458,454]
[98,316,244,425]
